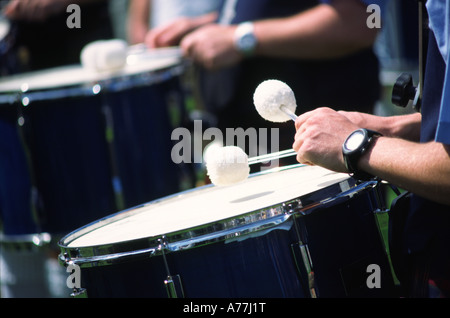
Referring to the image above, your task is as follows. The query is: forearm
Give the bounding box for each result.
[4,0,109,21]
[128,0,150,26]
[360,137,450,206]
[127,0,150,44]
[294,108,449,206]
[253,0,378,59]
[339,112,422,141]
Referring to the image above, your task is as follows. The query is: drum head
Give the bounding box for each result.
[0,47,181,93]
[59,165,357,266]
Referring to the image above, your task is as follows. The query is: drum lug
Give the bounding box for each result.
[291,242,317,298]
[373,180,388,213]
[282,199,302,214]
[70,288,88,298]
[164,274,184,298]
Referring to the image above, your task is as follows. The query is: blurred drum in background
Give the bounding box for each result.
[0,13,19,76]
[59,164,395,298]
[0,47,186,298]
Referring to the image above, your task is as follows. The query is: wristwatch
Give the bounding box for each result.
[234,22,257,56]
[342,128,381,180]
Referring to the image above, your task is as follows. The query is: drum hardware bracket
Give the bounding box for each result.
[290,213,317,298]
[70,287,88,298]
[372,179,401,215]
[60,257,88,298]
[158,236,185,298]
[282,199,302,215]
[373,179,388,213]
[391,1,426,112]
[164,275,184,299]
[391,73,421,111]
[291,242,317,298]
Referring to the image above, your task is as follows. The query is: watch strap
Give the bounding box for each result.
[234,22,256,56]
[343,129,381,181]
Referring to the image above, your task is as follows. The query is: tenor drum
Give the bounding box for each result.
[0,47,184,238]
[59,164,395,298]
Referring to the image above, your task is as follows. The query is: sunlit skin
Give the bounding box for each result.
[3,0,99,22]
[142,0,378,70]
[292,107,450,206]
[135,0,450,206]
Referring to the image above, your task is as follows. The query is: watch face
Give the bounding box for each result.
[345,130,365,151]
[239,33,256,52]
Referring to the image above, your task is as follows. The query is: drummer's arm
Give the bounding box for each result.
[253,0,379,60]
[4,0,109,22]
[358,138,450,206]
[327,111,450,204]
[338,111,423,142]
[179,0,378,70]
[127,0,150,44]
[293,108,450,206]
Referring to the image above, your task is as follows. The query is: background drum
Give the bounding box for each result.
[0,47,185,237]
[0,47,187,297]
[59,164,395,298]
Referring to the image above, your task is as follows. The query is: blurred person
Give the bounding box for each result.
[2,0,113,73]
[293,0,450,297]
[127,0,224,188]
[127,0,221,45]
[143,0,383,154]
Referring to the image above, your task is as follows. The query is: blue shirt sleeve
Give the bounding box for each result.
[430,0,450,145]
[436,48,450,145]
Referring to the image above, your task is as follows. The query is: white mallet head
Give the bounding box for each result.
[253,79,297,122]
[81,39,127,72]
[205,145,250,186]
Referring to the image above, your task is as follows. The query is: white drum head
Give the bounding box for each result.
[0,47,181,93]
[65,165,351,248]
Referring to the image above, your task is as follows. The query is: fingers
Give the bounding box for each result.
[292,127,312,166]
[294,111,310,131]
[179,31,194,56]
[293,112,314,165]
[145,24,180,48]
[145,27,163,48]
[292,107,357,171]
[145,18,192,48]
[294,107,327,129]
[294,107,335,131]
[146,14,218,49]
[180,25,240,70]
